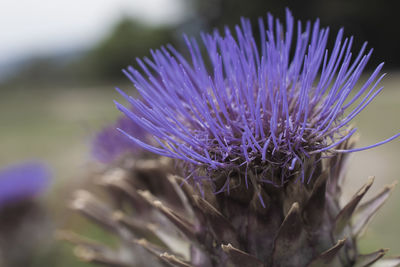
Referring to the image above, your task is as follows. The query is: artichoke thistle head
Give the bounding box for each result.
[65,9,400,267]
[0,162,49,208]
[92,112,149,163]
[0,162,51,266]
[115,9,398,190]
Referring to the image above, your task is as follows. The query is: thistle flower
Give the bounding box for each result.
[0,162,49,208]
[92,114,147,163]
[0,162,51,266]
[66,10,400,267]
[115,9,399,186]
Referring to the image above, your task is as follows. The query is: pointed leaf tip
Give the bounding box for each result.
[193,195,239,246]
[355,249,388,267]
[370,256,400,267]
[159,252,193,267]
[303,170,328,229]
[353,180,397,237]
[307,238,347,267]
[221,243,263,267]
[74,245,130,266]
[272,202,312,267]
[334,176,374,238]
[134,238,170,260]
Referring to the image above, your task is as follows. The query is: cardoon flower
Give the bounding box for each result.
[66,10,400,267]
[115,10,399,186]
[0,162,51,266]
[0,162,49,208]
[92,114,147,163]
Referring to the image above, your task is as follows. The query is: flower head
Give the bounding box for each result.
[92,114,147,163]
[116,9,399,185]
[0,162,50,208]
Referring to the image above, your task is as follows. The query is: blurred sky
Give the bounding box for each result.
[0,0,185,65]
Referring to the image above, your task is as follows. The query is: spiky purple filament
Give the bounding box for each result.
[115,9,399,183]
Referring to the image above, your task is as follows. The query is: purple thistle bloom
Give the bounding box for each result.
[0,162,50,208]
[92,114,147,163]
[115,10,399,184]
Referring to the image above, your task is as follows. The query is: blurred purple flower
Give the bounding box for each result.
[115,10,399,183]
[92,114,147,163]
[0,162,50,208]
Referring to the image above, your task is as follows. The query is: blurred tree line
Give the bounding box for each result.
[2,0,399,88]
[188,0,399,67]
[86,19,175,82]
[2,18,177,88]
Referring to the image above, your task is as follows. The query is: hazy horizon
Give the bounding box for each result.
[0,0,186,67]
